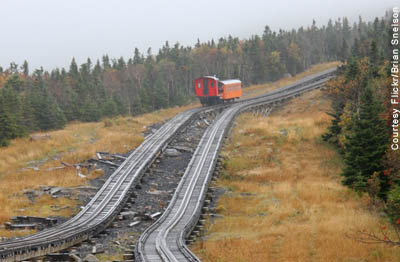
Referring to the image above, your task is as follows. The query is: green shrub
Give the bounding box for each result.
[386,186,400,223]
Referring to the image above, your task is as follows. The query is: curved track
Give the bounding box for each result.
[0,107,208,262]
[0,68,335,262]
[135,68,336,262]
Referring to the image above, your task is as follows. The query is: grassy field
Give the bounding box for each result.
[0,62,338,240]
[0,104,197,237]
[191,90,400,261]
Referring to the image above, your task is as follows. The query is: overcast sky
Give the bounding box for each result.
[0,0,397,71]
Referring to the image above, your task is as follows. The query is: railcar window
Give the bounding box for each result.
[218,82,223,93]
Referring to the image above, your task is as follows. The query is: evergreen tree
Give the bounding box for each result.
[133,48,143,65]
[0,105,15,146]
[339,39,349,62]
[0,86,25,137]
[0,91,20,146]
[102,55,111,69]
[28,75,66,131]
[22,60,29,76]
[69,58,79,77]
[341,87,389,194]
[30,90,66,131]
[9,62,18,74]
[113,94,128,115]
[103,98,118,117]
[4,74,24,92]
[81,98,102,122]
[322,100,344,147]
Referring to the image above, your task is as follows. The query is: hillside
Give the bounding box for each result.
[0,63,337,239]
[191,89,400,261]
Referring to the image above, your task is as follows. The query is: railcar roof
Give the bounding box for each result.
[202,76,219,80]
[219,79,241,85]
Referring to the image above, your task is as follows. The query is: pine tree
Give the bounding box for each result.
[30,90,66,131]
[322,100,344,147]
[0,86,25,137]
[81,98,102,122]
[339,39,349,62]
[69,58,79,77]
[0,105,15,146]
[133,48,143,65]
[22,60,29,76]
[113,94,128,115]
[0,95,18,146]
[4,74,24,92]
[103,98,118,117]
[341,87,389,194]
[28,75,66,131]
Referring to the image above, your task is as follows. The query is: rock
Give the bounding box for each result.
[120,211,137,219]
[76,185,97,191]
[50,187,62,195]
[83,254,99,262]
[210,214,225,219]
[173,146,194,153]
[279,129,288,136]
[129,221,141,227]
[47,166,65,171]
[283,73,292,78]
[164,148,181,157]
[147,189,167,195]
[150,212,162,219]
[93,243,104,254]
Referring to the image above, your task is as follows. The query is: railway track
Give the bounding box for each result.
[135,68,336,262]
[0,106,217,262]
[0,68,335,262]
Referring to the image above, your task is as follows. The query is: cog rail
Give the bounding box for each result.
[135,68,336,262]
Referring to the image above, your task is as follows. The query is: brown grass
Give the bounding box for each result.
[0,61,338,238]
[96,253,124,262]
[191,90,400,261]
[0,104,196,237]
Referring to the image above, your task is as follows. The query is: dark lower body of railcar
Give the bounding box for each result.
[198,96,236,106]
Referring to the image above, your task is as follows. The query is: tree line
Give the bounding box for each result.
[322,12,400,224]
[0,15,382,146]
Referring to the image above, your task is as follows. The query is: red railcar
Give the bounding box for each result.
[194,76,242,105]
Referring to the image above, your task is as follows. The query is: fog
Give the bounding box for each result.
[0,0,396,71]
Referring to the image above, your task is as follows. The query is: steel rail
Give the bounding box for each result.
[0,67,336,262]
[0,107,212,262]
[135,68,336,262]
